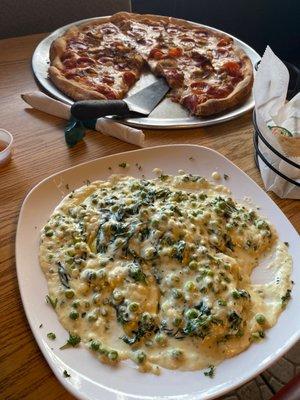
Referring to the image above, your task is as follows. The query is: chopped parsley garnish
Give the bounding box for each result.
[46,295,58,309]
[281,289,292,308]
[39,324,43,329]
[284,242,289,247]
[204,365,215,378]
[119,162,129,168]
[63,370,71,378]
[159,174,169,181]
[189,156,194,161]
[223,174,229,180]
[60,333,81,349]
[47,332,56,340]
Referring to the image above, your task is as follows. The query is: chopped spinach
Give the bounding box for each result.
[58,262,70,289]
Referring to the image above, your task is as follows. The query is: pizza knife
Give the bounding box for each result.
[70,77,170,120]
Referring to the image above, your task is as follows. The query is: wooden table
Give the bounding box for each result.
[0,33,299,400]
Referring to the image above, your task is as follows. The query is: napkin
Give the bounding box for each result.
[21,92,145,147]
[253,47,300,199]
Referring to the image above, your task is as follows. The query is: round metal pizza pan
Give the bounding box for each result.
[32,16,260,129]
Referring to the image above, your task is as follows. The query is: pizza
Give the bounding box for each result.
[49,12,253,117]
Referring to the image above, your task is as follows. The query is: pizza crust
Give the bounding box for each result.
[48,12,254,116]
[194,54,253,116]
[49,66,107,100]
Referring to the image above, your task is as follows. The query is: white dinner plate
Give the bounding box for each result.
[32,16,260,129]
[16,145,300,400]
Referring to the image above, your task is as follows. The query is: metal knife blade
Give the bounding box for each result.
[124,77,170,115]
[70,77,170,120]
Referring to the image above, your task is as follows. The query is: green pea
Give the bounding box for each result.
[135,350,146,364]
[47,332,56,340]
[65,289,75,299]
[171,349,183,359]
[255,314,266,325]
[97,268,107,278]
[83,300,90,310]
[108,350,118,361]
[155,333,166,344]
[217,299,227,306]
[173,317,182,327]
[45,230,54,237]
[89,340,101,351]
[93,294,102,305]
[185,281,196,292]
[113,290,124,303]
[69,310,79,320]
[128,302,139,312]
[87,312,98,322]
[232,290,240,299]
[185,308,199,320]
[72,300,80,308]
[188,260,198,270]
[171,288,182,299]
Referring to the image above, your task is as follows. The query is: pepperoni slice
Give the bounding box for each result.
[63,58,77,69]
[123,71,136,86]
[164,69,184,88]
[102,76,115,85]
[222,61,241,77]
[207,85,233,98]
[191,52,211,67]
[168,47,183,58]
[190,81,209,90]
[182,93,209,112]
[68,39,87,51]
[149,48,164,60]
[76,57,96,66]
[95,84,117,99]
[217,37,233,47]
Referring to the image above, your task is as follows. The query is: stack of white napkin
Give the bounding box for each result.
[21,92,145,147]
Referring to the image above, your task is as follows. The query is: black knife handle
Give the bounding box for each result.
[71,100,130,120]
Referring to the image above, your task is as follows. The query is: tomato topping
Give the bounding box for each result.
[222,61,241,77]
[149,48,164,60]
[95,85,117,99]
[168,47,183,58]
[217,37,232,47]
[123,71,136,86]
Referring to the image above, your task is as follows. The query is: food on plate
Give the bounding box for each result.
[39,173,292,374]
[49,12,253,116]
[270,126,300,157]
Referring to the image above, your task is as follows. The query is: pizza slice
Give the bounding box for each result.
[49,19,144,100]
